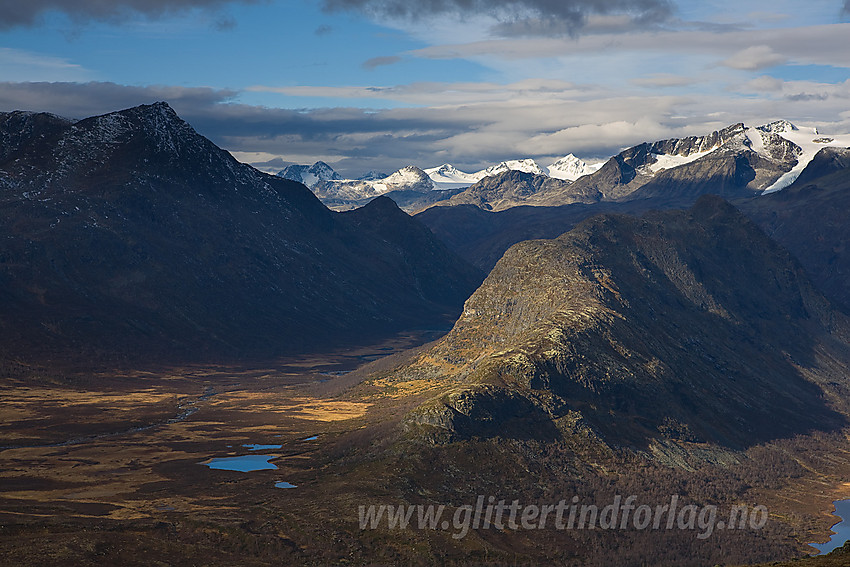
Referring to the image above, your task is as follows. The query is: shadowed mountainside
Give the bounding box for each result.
[0,104,483,363]
[415,198,683,271]
[738,147,850,311]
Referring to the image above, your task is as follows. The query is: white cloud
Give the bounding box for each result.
[248,79,595,107]
[742,75,784,92]
[410,23,850,70]
[631,74,696,88]
[720,45,787,70]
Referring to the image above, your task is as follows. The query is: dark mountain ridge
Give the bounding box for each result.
[0,103,483,363]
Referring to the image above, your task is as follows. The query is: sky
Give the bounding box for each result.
[0,0,849,177]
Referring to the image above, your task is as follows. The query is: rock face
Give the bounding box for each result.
[400,196,850,450]
[0,103,483,362]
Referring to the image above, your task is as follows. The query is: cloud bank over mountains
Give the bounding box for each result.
[1,1,849,177]
[3,72,849,178]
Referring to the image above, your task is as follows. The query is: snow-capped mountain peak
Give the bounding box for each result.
[277,160,341,188]
[308,160,340,180]
[376,165,434,192]
[482,158,545,177]
[547,154,604,181]
[757,120,798,134]
[757,121,850,193]
[425,159,552,188]
[424,163,484,186]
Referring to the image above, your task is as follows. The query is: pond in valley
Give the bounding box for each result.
[202,454,278,472]
[812,499,850,555]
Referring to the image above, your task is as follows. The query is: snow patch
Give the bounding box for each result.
[644,150,715,174]
[762,124,850,194]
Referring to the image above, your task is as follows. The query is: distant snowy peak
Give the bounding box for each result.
[547,154,604,181]
[425,163,485,185]
[277,160,341,188]
[376,165,434,192]
[312,165,434,203]
[482,158,545,177]
[276,165,305,183]
[425,157,607,188]
[308,161,341,181]
[426,159,552,188]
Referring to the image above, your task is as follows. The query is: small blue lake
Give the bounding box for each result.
[813,499,850,554]
[203,454,278,472]
[302,436,318,441]
[275,481,297,489]
[242,444,283,451]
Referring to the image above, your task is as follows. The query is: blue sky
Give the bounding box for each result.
[1,0,849,176]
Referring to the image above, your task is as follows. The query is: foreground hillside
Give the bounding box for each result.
[395,196,850,450]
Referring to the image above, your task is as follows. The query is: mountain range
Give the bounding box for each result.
[276,155,604,210]
[276,120,849,214]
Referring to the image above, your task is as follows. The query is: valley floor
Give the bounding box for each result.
[2,342,850,566]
